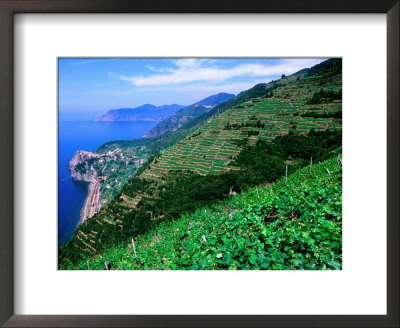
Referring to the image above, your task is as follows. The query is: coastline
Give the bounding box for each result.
[59,120,160,247]
[79,179,101,225]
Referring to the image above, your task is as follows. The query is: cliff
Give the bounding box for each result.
[69,150,100,182]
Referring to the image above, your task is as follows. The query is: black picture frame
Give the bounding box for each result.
[0,1,398,327]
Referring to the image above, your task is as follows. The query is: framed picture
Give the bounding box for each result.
[0,0,398,327]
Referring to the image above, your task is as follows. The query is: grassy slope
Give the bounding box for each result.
[62,156,342,270]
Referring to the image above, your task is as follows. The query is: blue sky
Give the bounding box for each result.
[59,58,326,121]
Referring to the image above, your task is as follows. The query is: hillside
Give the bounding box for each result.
[60,156,342,270]
[307,58,341,77]
[143,93,234,138]
[141,67,341,179]
[95,104,184,122]
[69,87,276,212]
[59,58,342,266]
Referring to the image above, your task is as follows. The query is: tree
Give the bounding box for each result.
[281,74,286,79]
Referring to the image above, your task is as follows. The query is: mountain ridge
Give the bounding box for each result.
[143,93,234,138]
[95,104,184,122]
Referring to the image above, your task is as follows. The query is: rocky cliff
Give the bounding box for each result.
[69,150,100,182]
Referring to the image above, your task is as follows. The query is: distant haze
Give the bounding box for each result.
[59,58,327,120]
[95,104,184,122]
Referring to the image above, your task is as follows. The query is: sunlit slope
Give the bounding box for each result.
[61,156,342,270]
[141,72,341,179]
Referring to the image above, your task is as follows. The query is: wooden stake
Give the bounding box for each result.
[256,186,259,199]
[87,260,90,270]
[131,238,137,257]
[310,157,313,172]
[337,157,342,168]
[326,168,331,176]
[285,165,288,184]
[104,261,108,270]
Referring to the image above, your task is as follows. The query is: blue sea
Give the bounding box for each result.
[58,120,158,247]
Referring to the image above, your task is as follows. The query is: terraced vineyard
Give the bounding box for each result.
[141,72,341,180]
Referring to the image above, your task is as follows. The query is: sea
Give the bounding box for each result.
[58,120,158,247]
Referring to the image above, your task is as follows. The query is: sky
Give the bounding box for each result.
[59,58,326,121]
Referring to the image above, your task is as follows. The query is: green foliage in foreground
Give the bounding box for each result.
[58,130,341,265]
[61,157,342,270]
